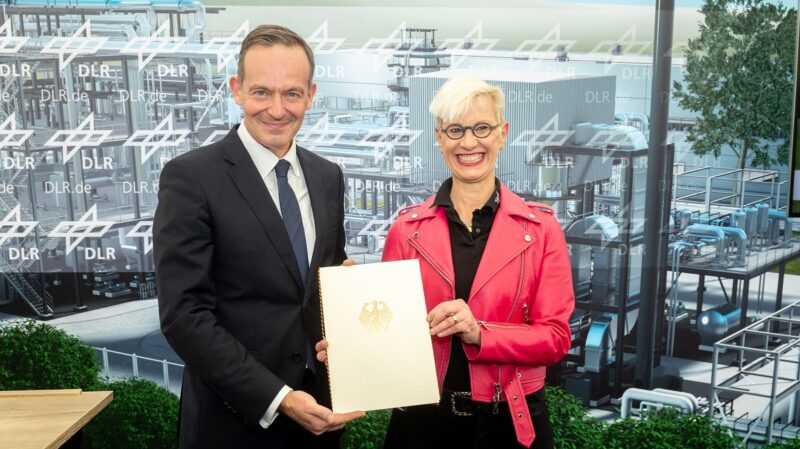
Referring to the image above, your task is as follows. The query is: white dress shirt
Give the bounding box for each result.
[237,123,316,429]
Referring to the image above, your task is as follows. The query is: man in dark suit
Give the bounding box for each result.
[154,24,362,449]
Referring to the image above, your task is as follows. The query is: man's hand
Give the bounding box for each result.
[282,257,362,435]
[427,299,482,346]
[315,339,329,363]
[278,390,364,435]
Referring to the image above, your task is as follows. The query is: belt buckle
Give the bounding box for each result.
[449,391,473,417]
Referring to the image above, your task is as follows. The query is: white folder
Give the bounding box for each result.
[319,259,440,413]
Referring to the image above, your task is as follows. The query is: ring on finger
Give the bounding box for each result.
[452,315,459,324]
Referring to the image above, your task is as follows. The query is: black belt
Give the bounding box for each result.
[442,390,503,416]
[441,388,545,417]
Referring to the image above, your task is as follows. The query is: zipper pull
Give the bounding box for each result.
[492,382,501,414]
[477,320,490,331]
[523,304,530,324]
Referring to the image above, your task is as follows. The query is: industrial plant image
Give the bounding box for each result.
[0,0,799,447]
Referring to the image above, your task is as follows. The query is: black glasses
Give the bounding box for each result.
[440,122,500,140]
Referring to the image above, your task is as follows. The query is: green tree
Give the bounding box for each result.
[673,0,796,169]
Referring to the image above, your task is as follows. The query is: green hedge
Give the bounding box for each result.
[0,320,179,449]
[601,408,741,449]
[338,387,800,449]
[4,319,800,449]
[546,385,605,449]
[342,409,391,449]
[763,438,800,449]
[84,378,179,449]
[0,319,100,391]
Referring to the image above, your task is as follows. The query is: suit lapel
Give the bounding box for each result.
[221,127,305,290]
[297,146,327,306]
[297,147,326,272]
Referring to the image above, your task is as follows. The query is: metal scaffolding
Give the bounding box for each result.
[710,300,800,445]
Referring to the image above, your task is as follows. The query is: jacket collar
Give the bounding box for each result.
[406,182,540,300]
[431,177,501,215]
[404,196,455,285]
[471,184,538,299]
[408,182,540,224]
[220,125,324,297]
[236,121,302,180]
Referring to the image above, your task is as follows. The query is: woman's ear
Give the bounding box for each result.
[499,121,509,144]
[434,126,444,148]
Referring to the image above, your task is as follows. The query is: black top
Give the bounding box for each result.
[432,177,500,392]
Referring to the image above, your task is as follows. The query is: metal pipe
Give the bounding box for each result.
[620,388,695,419]
[767,354,781,443]
[652,388,699,410]
[23,13,150,37]
[182,0,206,43]
[683,224,726,262]
[709,345,720,417]
[635,0,675,389]
[769,210,793,243]
[627,112,650,132]
[654,143,675,368]
[757,203,770,235]
[717,226,748,264]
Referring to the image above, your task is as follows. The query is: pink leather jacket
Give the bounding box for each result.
[381,182,574,447]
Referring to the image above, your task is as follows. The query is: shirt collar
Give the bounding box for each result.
[432,177,501,213]
[237,122,301,179]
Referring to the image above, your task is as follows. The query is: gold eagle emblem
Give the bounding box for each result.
[359,300,393,333]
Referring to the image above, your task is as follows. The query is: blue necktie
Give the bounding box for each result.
[275,159,309,285]
[275,159,315,373]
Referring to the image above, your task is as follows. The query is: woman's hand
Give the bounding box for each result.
[427,299,481,346]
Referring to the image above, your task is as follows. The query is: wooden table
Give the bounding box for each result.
[0,389,113,449]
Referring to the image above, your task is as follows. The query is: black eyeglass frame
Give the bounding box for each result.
[439,122,501,140]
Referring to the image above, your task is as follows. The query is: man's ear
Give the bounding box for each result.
[229,75,243,106]
[305,82,318,110]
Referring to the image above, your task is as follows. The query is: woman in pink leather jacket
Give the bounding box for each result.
[380,76,574,449]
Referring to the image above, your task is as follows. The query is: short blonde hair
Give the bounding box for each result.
[428,76,505,126]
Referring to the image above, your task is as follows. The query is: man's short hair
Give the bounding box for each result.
[429,75,505,127]
[237,24,315,86]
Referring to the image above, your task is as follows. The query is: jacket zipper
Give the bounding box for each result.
[504,252,526,322]
[504,221,528,322]
[498,222,529,413]
[476,321,529,330]
[492,375,502,414]
[408,238,456,389]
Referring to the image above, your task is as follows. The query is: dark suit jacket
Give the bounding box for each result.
[154,125,347,449]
